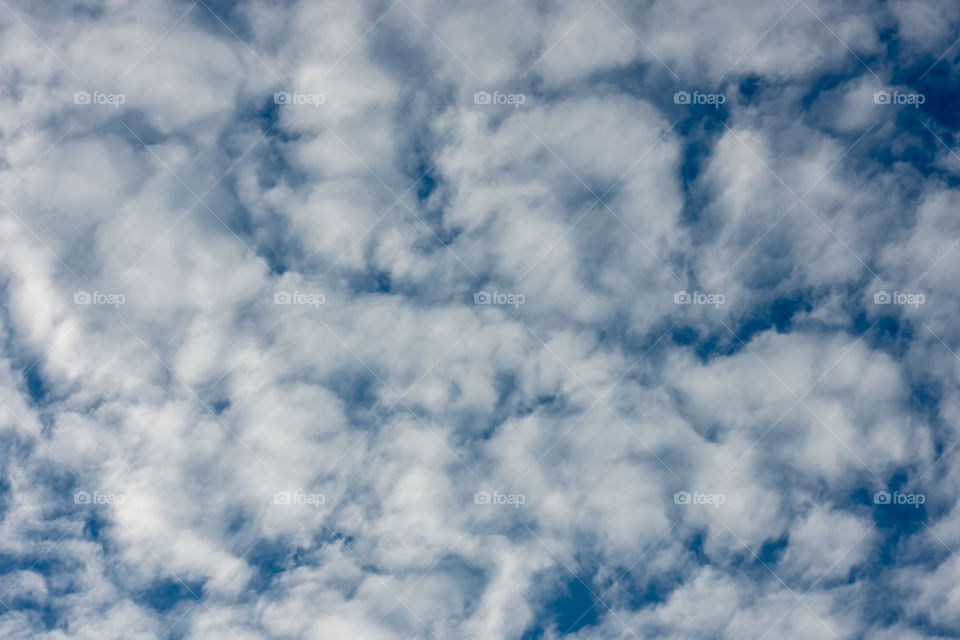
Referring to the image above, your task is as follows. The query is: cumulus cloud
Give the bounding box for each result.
[0,0,957,638]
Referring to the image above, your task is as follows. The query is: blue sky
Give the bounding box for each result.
[0,0,959,638]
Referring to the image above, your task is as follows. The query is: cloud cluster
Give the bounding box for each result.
[0,0,958,638]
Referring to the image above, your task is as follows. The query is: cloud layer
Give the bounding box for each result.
[0,0,958,638]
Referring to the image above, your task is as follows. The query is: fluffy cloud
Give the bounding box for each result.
[0,0,957,638]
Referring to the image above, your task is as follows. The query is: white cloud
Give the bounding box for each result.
[0,0,955,637]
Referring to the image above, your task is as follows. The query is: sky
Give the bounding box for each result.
[0,0,959,638]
